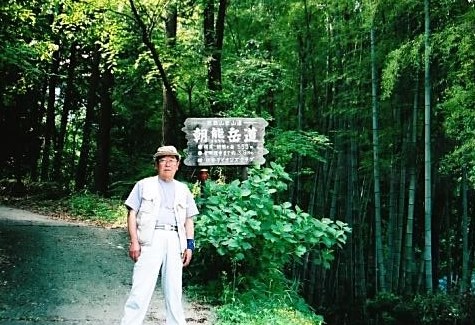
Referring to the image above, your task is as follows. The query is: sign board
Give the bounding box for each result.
[182,117,269,166]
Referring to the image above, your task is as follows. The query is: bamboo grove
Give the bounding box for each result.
[1,0,474,323]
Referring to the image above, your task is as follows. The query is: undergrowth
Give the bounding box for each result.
[186,276,324,325]
[68,191,127,227]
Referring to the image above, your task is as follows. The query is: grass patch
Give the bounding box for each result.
[186,275,324,325]
[215,300,323,325]
[68,191,127,227]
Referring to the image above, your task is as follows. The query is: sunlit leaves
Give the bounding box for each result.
[0,0,59,95]
[266,128,331,165]
[381,36,423,99]
[221,51,286,117]
[436,9,475,185]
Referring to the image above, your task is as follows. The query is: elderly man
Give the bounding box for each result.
[120,145,198,325]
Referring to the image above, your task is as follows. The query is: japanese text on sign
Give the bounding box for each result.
[182,118,268,166]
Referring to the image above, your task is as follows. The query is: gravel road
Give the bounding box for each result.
[0,206,215,325]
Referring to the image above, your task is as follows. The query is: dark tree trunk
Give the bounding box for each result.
[53,41,77,182]
[204,0,227,114]
[30,81,48,182]
[128,0,183,146]
[75,45,100,190]
[20,87,46,184]
[94,64,113,195]
[40,48,60,181]
[162,2,179,147]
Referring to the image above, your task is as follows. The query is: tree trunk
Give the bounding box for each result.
[75,45,100,190]
[388,157,397,291]
[204,0,227,114]
[371,26,386,293]
[40,48,60,181]
[94,63,113,195]
[423,0,433,292]
[128,0,182,141]
[404,74,419,294]
[461,165,469,293]
[355,179,369,303]
[162,1,180,147]
[53,41,77,182]
[294,37,305,206]
[30,81,48,182]
[395,130,407,293]
[346,118,358,311]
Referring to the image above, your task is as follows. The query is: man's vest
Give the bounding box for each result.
[136,176,189,252]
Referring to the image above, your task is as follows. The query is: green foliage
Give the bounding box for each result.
[69,191,127,226]
[221,45,286,117]
[192,162,349,325]
[436,14,475,185]
[188,275,324,325]
[367,292,468,325]
[381,36,423,100]
[216,299,323,325]
[195,162,350,285]
[2,0,474,322]
[409,294,462,325]
[266,128,332,166]
[0,0,56,99]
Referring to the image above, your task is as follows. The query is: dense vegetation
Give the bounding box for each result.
[1,0,475,324]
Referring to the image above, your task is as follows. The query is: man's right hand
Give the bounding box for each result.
[129,241,141,262]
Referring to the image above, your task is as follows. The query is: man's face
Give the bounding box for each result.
[155,156,179,181]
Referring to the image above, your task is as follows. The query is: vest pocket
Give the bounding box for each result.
[175,202,187,224]
[137,211,155,245]
[139,197,154,212]
[137,196,156,245]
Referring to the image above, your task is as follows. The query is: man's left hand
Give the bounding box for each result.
[182,249,193,267]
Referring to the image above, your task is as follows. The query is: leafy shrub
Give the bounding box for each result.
[366,292,402,325]
[367,292,465,325]
[194,162,350,289]
[366,292,401,315]
[410,293,462,325]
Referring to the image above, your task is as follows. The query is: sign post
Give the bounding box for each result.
[182,117,268,167]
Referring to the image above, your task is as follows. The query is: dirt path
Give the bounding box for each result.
[0,206,215,325]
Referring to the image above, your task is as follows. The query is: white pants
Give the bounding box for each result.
[120,229,186,325]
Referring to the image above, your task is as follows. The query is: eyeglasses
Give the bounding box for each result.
[158,158,177,165]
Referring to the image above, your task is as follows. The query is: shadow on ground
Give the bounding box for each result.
[0,206,215,325]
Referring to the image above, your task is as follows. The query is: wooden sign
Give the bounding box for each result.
[182,117,269,166]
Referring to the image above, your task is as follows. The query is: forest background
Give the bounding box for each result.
[1,0,475,324]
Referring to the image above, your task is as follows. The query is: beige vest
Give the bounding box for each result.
[136,176,189,251]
